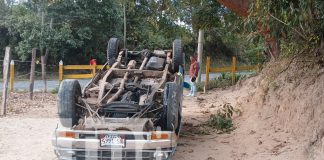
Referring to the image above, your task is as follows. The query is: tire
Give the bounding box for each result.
[57,79,82,128]
[162,82,180,131]
[171,39,183,73]
[175,112,182,135]
[107,38,120,66]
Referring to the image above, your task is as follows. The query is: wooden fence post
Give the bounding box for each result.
[204,56,211,93]
[10,60,14,92]
[1,47,11,116]
[59,60,63,82]
[92,64,96,77]
[232,56,237,85]
[29,48,36,100]
[257,63,261,73]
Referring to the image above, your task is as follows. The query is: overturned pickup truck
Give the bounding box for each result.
[52,38,184,160]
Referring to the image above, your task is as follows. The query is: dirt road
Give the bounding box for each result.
[0,82,306,160]
[0,93,58,160]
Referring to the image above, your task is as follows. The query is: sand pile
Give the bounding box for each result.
[238,51,324,159]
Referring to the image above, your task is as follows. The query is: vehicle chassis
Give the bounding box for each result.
[53,39,184,160]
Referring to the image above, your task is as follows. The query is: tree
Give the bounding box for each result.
[4,4,82,61]
[185,0,223,82]
[47,0,123,64]
[246,0,324,57]
[1,0,123,64]
[0,0,271,70]
[122,0,191,51]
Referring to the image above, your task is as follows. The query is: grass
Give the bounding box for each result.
[51,87,59,94]
[196,72,246,91]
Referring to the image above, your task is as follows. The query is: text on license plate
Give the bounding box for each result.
[100,135,125,147]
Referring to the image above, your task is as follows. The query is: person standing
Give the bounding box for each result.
[89,59,97,66]
[187,56,199,97]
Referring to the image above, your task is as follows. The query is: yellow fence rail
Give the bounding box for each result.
[59,60,109,81]
[205,56,260,91]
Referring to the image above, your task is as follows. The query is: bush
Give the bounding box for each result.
[181,103,240,135]
[206,103,237,133]
[207,114,233,131]
[51,87,59,94]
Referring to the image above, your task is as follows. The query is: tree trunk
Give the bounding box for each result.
[29,48,36,100]
[267,37,280,60]
[123,0,127,49]
[1,47,11,116]
[197,29,204,82]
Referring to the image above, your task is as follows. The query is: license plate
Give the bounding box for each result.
[100,134,125,148]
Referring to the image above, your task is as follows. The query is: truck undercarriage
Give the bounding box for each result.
[53,38,184,160]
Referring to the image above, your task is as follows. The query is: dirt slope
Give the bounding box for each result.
[254,55,324,160]
[174,53,324,160]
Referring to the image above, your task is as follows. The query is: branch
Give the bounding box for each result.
[269,13,308,41]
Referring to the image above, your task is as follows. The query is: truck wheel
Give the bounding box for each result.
[57,80,82,128]
[107,38,120,66]
[162,82,179,131]
[171,39,183,73]
[175,112,182,135]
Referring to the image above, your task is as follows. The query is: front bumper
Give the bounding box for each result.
[52,129,177,160]
[54,148,173,160]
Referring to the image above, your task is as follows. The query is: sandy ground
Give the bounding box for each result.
[0,93,58,160]
[174,86,305,160]
[0,74,319,160]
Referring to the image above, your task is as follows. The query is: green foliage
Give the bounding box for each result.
[47,0,123,64]
[51,87,59,94]
[246,0,324,56]
[207,113,233,132]
[197,3,265,64]
[0,0,272,68]
[191,0,221,30]
[206,103,237,133]
[1,0,122,64]
[124,0,192,51]
[5,4,82,60]
[182,103,239,135]
[242,44,264,64]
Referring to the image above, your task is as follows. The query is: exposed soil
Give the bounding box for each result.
[174,54,324,160]
[0,54,323,160]
[0,93,58,160]
[174,84,306,160]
